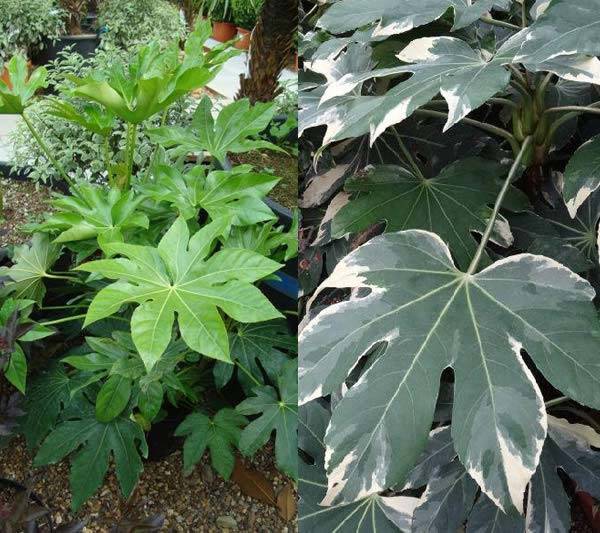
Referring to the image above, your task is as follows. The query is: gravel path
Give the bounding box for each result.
[0,437,297,531]
[0,177,53,247]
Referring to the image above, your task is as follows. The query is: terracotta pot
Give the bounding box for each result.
[212,21,237,42]
[234,27,252,50]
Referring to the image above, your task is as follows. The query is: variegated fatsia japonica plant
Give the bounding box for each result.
[299,0,600,531]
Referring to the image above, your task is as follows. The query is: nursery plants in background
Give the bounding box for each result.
[98,0,187,50]
[0,0,65,64]
[299,0,600,530]
[0,18,298,514]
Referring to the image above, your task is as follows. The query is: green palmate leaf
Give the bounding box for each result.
[332,158,529,269]
[0,55,47,114]
[70,20,235,124]
[298,401,419,531]
[213,321,296,394]
[403,426,456,489]
[466,494,525,532]
[5,344,27,394]
[237,359,298,479]
[412,460,478,532]
[147,96,283,165]
[509,184,600,270]
[46,100,115,136]
[21,364,73,449]
[0,233,61,303]
[34,412,147,512]
[317,0,499,36]
[174,408,247,478]
[142,165,279,225]
[562,134,600,218]
[76,217,282,371]
[138,382,163,422]
[36,183,149,249]
[299,230,600,512]
[95,374,132,423]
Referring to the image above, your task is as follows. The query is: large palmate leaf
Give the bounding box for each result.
[20,364,72,449]
[36,183,149,247]
[147,97,282,165]
[141,165,278,225]
[70,21,234,124]
[332,158,529,269]
[317,0,499,36]
[509,182,600,270]
[175,408,247,478]
[237,358,298,479]
[412,460,478,532]
[0,234,61,304]
[213,320,296,394]
[299,230,600,512]
[0,55,47,114]
[411,416,600,532]
[320,37,511,136]
[298,401,419,531]
[562,134,600,218]
[34,410,147,512]
[76,217,282,371]
[511,0,600,66]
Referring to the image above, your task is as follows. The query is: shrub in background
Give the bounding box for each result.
[98,0,186,50]
[231,0,263,30]
[0,0,65,62]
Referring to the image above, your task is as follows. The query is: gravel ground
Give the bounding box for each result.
[0,177,53,247]
[231,152,298,210]
[0,437,297,531]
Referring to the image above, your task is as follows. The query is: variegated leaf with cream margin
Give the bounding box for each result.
[76,217,282,371]
[331,158,529,269]
[562,134,600,218]
[316,37,511,142]
[317,0,506,36]
[299,230,600,512]
[298,401,419,532]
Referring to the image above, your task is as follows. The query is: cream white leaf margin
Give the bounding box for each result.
[299,230,600,513]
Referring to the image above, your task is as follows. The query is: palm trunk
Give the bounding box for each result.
[236,0,298,104]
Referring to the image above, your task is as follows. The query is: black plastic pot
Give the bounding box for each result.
[262,197,298,309]
[36,34,100,65]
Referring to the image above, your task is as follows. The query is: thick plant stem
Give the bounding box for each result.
[415,108,520,155]
[22,112,75,189]
[521,0,527,28]
[467,136,532,275]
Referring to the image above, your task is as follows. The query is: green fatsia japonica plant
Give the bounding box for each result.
[299,0,600,530]
[0,18,298,511]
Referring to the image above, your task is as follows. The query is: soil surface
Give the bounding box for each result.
[0,437,296,532]
[231,151,298,210]
[0,177,53,247]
